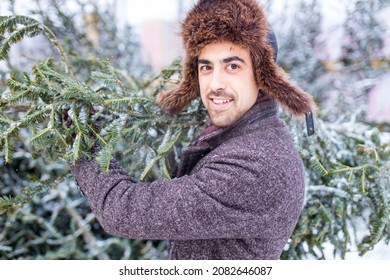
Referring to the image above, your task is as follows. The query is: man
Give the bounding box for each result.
[70,0,316,260]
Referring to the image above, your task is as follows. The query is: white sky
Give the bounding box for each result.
[118,0,184,26]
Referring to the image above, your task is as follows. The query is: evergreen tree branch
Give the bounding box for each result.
[0,16,72,76]
[64,203,110,260]
[0,172,69,215]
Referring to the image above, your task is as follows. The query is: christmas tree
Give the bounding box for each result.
[1,0,389,259]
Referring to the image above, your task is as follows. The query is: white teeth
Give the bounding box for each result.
[213,99,230,104]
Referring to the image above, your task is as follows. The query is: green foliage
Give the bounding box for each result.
[267,0,390,258]
[0,15,207,215]
[0,15,69,70]
[283,116,390,259]
[0,16,42,60]
[0,173,66,216]
[0,4,204,260]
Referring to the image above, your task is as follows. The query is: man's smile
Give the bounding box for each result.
[209,97,234,110]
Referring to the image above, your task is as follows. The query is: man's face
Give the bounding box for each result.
[198,42,259,127]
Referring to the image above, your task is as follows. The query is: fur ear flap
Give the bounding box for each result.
[261,69,317,117]
[255,48,317,117]
[155,88,186,114]
[156,58,199,113]
[155,84,196,114]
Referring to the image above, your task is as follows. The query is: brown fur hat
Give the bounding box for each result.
[156,0,316,117]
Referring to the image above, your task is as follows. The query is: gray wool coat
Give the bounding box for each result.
[70,95,305,260]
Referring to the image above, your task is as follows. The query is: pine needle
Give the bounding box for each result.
[140,155,162,181]
[310,157,329,176]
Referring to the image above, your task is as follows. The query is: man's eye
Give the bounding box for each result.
[200,65,212,71]
[227,64,239,71]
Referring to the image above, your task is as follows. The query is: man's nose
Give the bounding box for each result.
[209,70,227,92]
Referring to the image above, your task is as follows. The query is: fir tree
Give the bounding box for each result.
[272,0,390,259]
[0,14,206,210]
[0,1,205,260]
[338,0,388,118]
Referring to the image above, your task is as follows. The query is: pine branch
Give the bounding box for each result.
[0,4,172,260]
[157,127,182,155]
[1,16,205,183]
[284,115,390,259]
[0,16,71,74]
[0,172,69,215]
[140,155,162,181]
[64,202,110,260]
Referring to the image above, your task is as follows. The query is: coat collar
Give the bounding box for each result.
[177,95,279,177]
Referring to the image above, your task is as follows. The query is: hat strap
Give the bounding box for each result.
[305,111,315,136]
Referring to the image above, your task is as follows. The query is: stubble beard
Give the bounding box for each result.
[209,109,242,127]
[206,90,241,127]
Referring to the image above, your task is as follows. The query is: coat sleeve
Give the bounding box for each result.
[70,144,304,241]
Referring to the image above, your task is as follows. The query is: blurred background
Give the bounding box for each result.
[1,0,389,124]
[0,0,389,260]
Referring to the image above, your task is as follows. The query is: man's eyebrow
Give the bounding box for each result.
[197,56,246,66]
[197,59,211,65]
[222,56,246,64]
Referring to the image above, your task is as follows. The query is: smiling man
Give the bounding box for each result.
[70,0,316,260]
[197,42,260,127]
